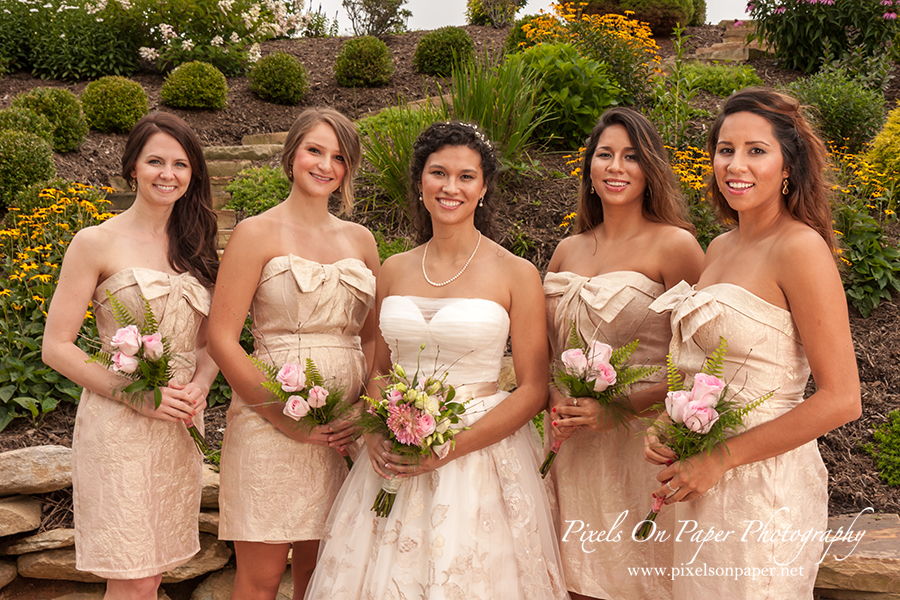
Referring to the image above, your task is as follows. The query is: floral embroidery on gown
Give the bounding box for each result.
[218,255,375,542]
[544,270,673,600]
[306,296,568,600]
[650,281,827,599]
[72,268,211,579]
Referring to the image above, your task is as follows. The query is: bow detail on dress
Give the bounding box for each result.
[649,280,721,344]
[545,271,662,325]
[285,255,375,308]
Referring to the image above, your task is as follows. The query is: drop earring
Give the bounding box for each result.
[591,184,596,195]
[129,179,136,192]
[419,192,423,202]
[289,167,293,182]
[782,178,789,195]
[479,196,484,207]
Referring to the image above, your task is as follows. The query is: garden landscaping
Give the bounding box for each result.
[1,2,900,597]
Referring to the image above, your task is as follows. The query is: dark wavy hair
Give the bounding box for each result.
[122,112,219,287]
[281,107,361,214]
[577,107,693,234]
[409,121,499,244]
[706,88,834,250]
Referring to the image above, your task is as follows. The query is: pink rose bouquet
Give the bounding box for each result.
[635,337,772,539]
[252,356,354,469]
[359,355,467,518]
[540,321,658,478]
[88,291,207,455]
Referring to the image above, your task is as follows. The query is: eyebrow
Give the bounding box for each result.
[716,140,772,147]
[596,145,636,151]
[428,163,479,173]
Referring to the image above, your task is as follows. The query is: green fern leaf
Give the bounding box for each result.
[666,353,685,391]
[702,336,728,377]
[141,295,159,334]
[305,358,324,387]
[566,319,586,351]
[104,289,139,327]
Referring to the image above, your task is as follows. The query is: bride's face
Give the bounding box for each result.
[420,144,486,228]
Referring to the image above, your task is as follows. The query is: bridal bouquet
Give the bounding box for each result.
[88,290,207,454]
[360,354,467,518]
[540,321,658,478]
[252,357,354,470]
[635,337,772,540]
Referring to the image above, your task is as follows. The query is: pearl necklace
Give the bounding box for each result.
[422,232,482,287]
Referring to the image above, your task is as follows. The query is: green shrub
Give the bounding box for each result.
[0,131,56,208]
[160,61,228,110]
[834,202,900,318]
[866,410,900,486]
[669,146,724,250]
[6,177,78,224]
[466,0,527,27]
[0,0,37,73]
[785,71,884,152]
[867,106,900,177]
[748,0,899,74]
[414,27,474,77]
[374,230,411,262]
[514,42,623,147]
[680,62,763,97]
[249,52,309,105]
[81,76,148,133]
[11,87,88,153]
[0,184,113,430]
[0,107,54,146]
[504,14,541,53]
[225,166,291,217]
[302,4,340,37]
[582,0,693,35]
[334,36,394,87]
[689,0,706,26]
[819,30,896,94]
[342,0,411,37]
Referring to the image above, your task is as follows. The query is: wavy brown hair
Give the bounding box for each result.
[409,121,499,245]
[281,107,361,214]
[706,88,835,250]
[577,107,692,234]
[122,112,218,287]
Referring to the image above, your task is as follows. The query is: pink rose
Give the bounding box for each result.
[691,373,726,408]
[283,395,310,420]
[276,362,306,392]
[586,341,613,369]
[307,385,329,409]
[110,325,142,356]
[415,412,436,438]
[416,375,428,391]
[665,390,692,424]
[386,389,404,406]
[682,400,719,434]
[561,348,589,375]
[141,332,164,361]
[587,362,617,393]
[111,351,139,374]
[433,441,451,459]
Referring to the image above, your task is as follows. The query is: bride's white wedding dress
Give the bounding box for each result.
[306,296,568,600]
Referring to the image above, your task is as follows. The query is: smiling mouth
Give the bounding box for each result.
[727,182,754,189]
[604,180,628,189]
[310,173,333,183]
[438,198,462,207]
[154,184,176,192]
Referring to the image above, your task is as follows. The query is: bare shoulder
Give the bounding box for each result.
[773,221,835,273]
[488,240,541,284]
[379,246,421,283]
[548,230,593,272]
[338,218,377,250]
[67,223,114,257]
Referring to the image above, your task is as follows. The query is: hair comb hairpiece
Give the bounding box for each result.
[443,121,493,150]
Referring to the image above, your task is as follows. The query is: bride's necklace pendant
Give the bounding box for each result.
[422,231,482,287]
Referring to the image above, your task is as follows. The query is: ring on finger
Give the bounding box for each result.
[572,398,578,407]
[666,481,679,494]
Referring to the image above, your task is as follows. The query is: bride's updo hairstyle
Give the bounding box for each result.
[578,107,691,234]
[121,111,218,287]
[706,88,834,250]
[409,121,499,244]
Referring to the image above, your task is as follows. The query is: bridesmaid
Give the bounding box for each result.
[42,112,219,599]
[208,108,379,600]
[645,89,860,598]
[544,107,704,600]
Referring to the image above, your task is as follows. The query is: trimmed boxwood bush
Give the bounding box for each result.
[225,166,291,217]
[11,87,88,153]
[414,27,474,76]
[0,107,54,146]
[81,76,148,133]
[583,0,693,35]
[0,130,56,208]
[334,36,394,87]
[867,105,900,177]
[249,52,309,105]
[504,14,541,54]
[160,61,228,110]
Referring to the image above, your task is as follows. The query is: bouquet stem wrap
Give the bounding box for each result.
[373,475,402,518]
[539,439,563,478]
[635,494,666,540]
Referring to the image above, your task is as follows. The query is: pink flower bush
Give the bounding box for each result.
[111,351,139,374]
[110,325,142,356]
[276,362,306,392]
[284,395,310,420]
[307,385,329,409]
[141,333,164,361]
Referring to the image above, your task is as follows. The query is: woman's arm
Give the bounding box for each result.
[656,229,860,502]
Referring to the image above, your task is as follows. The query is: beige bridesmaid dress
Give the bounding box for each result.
[650,281,826,599]
[217,254,375,542]
[544,270,674,600]
[72,268,211,579]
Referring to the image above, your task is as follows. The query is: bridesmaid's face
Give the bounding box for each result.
[713,111,789,215]
[419,144,486,227]
[589,124,646,209]
[130,132,192,208]
[290,122,347,199]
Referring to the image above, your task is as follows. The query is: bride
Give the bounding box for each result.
[305,121,568,599]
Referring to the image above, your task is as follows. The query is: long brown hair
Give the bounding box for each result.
[706,88,835,250]
[122,112,218,287]
[281,108,361,214]
[577,107,692,234]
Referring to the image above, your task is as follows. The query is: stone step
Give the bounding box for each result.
[204,144,283,161]
[815,512,900,598]
[242,132,289,146]
[208,160,252,178]
[218,228,232,250]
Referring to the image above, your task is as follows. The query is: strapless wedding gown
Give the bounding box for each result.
[650,282,826,599]
[306,296,568,600]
